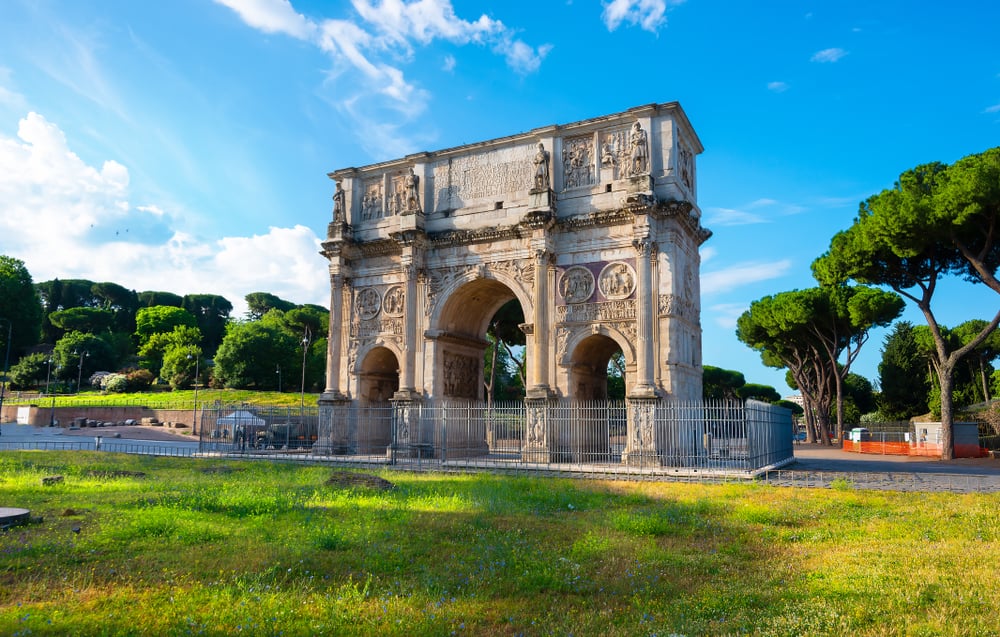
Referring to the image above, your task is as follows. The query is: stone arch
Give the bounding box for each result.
[560,324,636,369]
[430,275,528,400]
[357,344,400,403]
[429,267,534,336]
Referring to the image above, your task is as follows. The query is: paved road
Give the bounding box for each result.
[765,443,1000,492]
[0,422,199,454]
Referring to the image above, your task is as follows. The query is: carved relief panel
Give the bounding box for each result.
[558,266,595,304]
[598,262,636,300]
[442,351,479,398]
[562,135,595,190]
[361,180,384,221]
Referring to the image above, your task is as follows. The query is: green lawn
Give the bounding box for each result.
[1,452,998,636]
[3,389,319,409]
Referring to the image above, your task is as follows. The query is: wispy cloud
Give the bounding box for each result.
[706,207,769,226]
[767,81,789,93]
[602,0,677,33]
[0,112,328,314]
[985,103,1000,114]
[705,198,803,227]
[701,260,793,295]
[811,47,847,63]
[216,0,551,155]
[442,54,456,72]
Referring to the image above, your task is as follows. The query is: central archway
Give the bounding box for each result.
[431,277,527,401]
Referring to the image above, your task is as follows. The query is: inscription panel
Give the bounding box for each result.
[432,145,535,211]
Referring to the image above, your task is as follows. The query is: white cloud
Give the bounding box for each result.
[701,260,793,295]
[985,103,1000,114]
[213,0,316,39]
[602,0,670,32]
[218,0,551,154]
[811,47,847,63]
[767,81,789,93]
[706,207,768,226]
[699,246,717,264]
[0,112,328,315]
[442,54,456,72]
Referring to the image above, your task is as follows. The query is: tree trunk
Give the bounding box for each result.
[834,371,845,442]
[938,364,955,460]
[980,357,990,403]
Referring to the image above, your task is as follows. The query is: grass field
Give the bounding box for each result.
[1,451,998,636]
[3,389,318,409]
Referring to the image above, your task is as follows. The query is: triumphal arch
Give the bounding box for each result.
[316,102,712,464]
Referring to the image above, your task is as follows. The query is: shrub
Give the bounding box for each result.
[126,368,155,391]
[101,373,129,393]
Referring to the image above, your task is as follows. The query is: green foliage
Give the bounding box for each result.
[52,331,116,387]
[737,382,781,403]
[161,344,203,390]
[138,290,183,307]
[135,306,198,347]
[213,321,300,389]
[0,255,43,357]
[102,373,129,393]
[813,148,1000,455]
[138,324,202,377]
[878,321,931,419]
[48,306,114,333]
[8,351,50,389]
[182,293,232,356]
[245,291,296,320]
[703,365,746,400]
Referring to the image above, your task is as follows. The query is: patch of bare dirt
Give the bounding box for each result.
[324,472,395,491]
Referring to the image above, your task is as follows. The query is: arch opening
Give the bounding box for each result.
[434,278,525,402]
[569,334,625,402]
[359,346,399,403]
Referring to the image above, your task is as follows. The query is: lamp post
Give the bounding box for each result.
[45,357,56,427]
[0,318,11,434]
[75,350,89,394]
[300,327,311,418]
[275,364,282,393]
[188,353,201,434]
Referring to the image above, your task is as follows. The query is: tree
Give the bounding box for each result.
[52,331,115,388]
[953,319,1000,403]
[135,306,198,348]
[877,321,931,420]
[737,291,837,444]
[91,282,139,334]
[182,294,232,355]
[160,344,203,390]
[703,366,746,401]
[212,321,300,389]
[8,352,50,390]
[737,383,781,403]
[139,325,202,377]
[138,291,183,307]
[0,256,43,359]
[245,292,296,320]
[483,300,526,403]
[48,307,114,334]
[841,373,876,424]
[814,153,1000,458]
[736,286,901,443]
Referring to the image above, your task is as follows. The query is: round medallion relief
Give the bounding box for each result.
[382,285,405,317]
[355,287,381,320]
[598,262,636,300]
[558,266,595,304]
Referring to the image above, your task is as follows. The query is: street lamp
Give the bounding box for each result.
[275,364,282,393]
[45,356,56,427]
[188,353,201,434]
[300,327,311,418]
[74,350,89,394]
[0,318,11,435]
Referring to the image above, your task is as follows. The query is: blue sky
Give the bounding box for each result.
[1,0,998,394]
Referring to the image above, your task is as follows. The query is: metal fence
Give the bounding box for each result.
[196,405,320,454]
[309,398,793,475]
